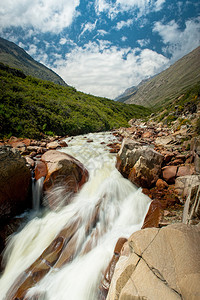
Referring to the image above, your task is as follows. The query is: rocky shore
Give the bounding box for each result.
[0,117,199,299]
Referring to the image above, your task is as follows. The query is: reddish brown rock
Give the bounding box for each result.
[41,150,89,208]
[59,140,68,147]
[35,161,47,180]
[162,166,178,184]
[100,237,127,299]
[117,139,163,188]
[156,178,168,190]
[142,200,162,229]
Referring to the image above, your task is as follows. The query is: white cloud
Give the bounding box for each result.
[137,38,150,47]
[80,21,97,37]
[53,41,169,99]
[97,29,108,36]
[116,19,133,30]
[153,17,200,62]
[121,36,127,42]
[95,0,165,18]
[27,44,37,56]
[0,0,80,33]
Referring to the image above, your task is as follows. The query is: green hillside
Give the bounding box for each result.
[0,37,66,86]
[123,46,200,108]
[0,64,150,139]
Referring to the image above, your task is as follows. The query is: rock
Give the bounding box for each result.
[107,223,200,300]
[25,156,35,168]
[0,146,31,220]
[46,141,60,149]
[191,137,200,174]
[155,136,174,146]
[41,150,89,208]
[116,139,163,188]
[59,140,68,147]
[156,178,168,189]
[176,165,195,177]
[100,238,127,298]
[183,185,200,225]
[35,161,47,180]
[141,199,162,229]
[162,166,178,184]
[175,175,200,201]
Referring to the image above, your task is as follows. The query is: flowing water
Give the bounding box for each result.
[0,132,151,300]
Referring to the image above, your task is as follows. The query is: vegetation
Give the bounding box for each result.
[153,83,200,128]
[0,64,151,139]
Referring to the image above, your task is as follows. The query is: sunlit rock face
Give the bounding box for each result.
[107,223,200,300]
[116,138,163,188]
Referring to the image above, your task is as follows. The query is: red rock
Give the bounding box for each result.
[35,161,47,180]
[156,179,168,190]
[87,139,93,143]
[142,199,162,229]
[162,166,178,184]
[41,150,89,208]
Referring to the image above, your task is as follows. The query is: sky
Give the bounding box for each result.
[0,0,200,99]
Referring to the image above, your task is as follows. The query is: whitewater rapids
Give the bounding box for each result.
[0,131,151,300]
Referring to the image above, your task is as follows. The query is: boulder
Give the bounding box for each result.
[162,166,178,184]
[175,175,200,201]
[107,223,200,300]
[183,185,200,225]
[41,150,89,208]
[46,141,60,150]
[191,136,200,174]
[0,146,31,220]
[116,139,163,188]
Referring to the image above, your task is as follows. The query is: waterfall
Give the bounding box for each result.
[0,132,151,300]
[32,175,44,211]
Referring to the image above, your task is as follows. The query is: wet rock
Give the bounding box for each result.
[107,223,200,300]
[34,161,47,181]
[116,139,163,188]
[0,146,31,221]
[142,199,162,229]
[59,140,68,147]
[41,150,89,208]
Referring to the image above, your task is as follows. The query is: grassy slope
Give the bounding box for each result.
[0,64,151,139]
[125,46,200,109]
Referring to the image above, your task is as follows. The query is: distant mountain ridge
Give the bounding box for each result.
[0,37,67,86]
[117,46,200,108]
[115,78,152,102]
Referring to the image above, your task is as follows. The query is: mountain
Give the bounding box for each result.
[115,78,152,103]
[0,37,66,86]
[118,46,200,108]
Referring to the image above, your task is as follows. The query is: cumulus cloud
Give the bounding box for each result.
[53,41,169,99]
[0,0,80,33]
[116,19,133,30]
[153,17,200,62]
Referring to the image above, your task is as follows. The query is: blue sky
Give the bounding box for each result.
[0,0,200,99]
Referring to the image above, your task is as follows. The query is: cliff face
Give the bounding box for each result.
[117,46,200,108]
[0,37,67,86]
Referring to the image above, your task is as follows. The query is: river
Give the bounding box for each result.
[0,131,151,300]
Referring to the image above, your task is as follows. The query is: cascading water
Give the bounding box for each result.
[32,174,44,211]
[0,132,151,300]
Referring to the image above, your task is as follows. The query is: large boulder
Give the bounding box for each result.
[0,146,31,220]
[107,223,200,300]
[175,175,200,201]
[40,150,89,208]
[116,139,163,188]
